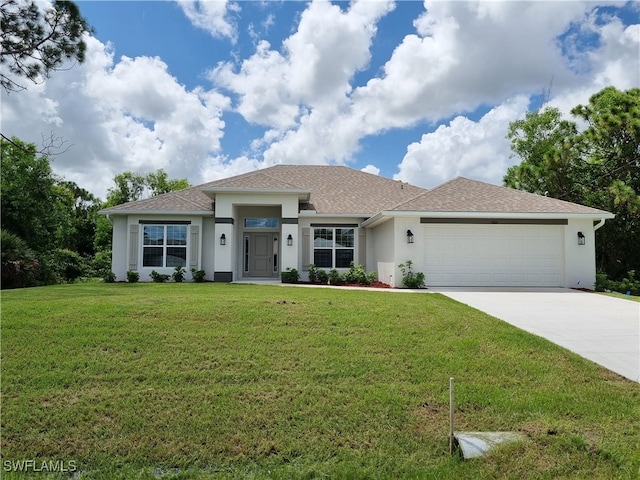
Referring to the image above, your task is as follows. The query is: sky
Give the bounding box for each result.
[2,0,639,200]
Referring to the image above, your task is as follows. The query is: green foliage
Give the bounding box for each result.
[281,267,299,283]
[328,268,342,285]
[149,270,170,283]
[398,260,426,289]
[105,169,190,207]
[48,248,86,282]
[102,271,116,283]
[126,270,140,283]
[596,270,640,296]
[92,250,112,277]
[190,268,206,283]
[0,0,92,92]
[0,230,40,289]
[342,261,376,285]
[171,265,186,283]
[308,263,329,284]
[505,87,640,280]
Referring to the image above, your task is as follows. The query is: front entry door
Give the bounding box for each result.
[248,233,278,277]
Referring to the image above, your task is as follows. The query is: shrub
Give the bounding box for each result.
[150,270,170,283]
[191,268,206,283]
[92,251,112,278]
[50,248,86,282]
[308,264,329,284]
[328,269,342,285]
[126,270,140,283]
[281,267,299,284]
[398,260,426,289]
[0,230,40,289]
[172,266,186,283]
[342,261,376,285]
[595,270,640,296]
[102,271,116,283]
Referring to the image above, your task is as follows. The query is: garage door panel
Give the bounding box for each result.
[424,225,564,287]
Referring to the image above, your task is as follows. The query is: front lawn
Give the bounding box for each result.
[1,283,638,479]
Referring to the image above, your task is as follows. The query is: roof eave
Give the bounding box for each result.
[99,209,213,216]
[361,210,615,228]
[201,187,311,202]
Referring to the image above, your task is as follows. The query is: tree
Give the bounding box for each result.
[505,87,640,280]
[0,136,67,252]
[96,169,191,253]
[0,0,91,92]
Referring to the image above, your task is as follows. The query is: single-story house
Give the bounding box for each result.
[100,165,614,288]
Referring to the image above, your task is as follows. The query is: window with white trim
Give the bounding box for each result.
[313,227,354,268]
[142,224,187,267]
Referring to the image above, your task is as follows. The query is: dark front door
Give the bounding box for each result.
[248,233,278,277]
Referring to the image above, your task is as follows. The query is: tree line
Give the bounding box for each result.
[0,135,189,288]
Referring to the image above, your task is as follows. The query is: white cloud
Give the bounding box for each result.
[211,0,395,129]
[395,96,531,188]
[174,0,237,41]
[1,36,229,198]
[361,164,380,176]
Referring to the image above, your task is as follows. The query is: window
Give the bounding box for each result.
[143,225,187,267]
[244,218,279,228]
[313,227,354,268]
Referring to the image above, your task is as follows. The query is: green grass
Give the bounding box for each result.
[1,283,639,479]
[598,291,640,302]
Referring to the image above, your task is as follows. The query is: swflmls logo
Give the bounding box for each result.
[3,459,78,472]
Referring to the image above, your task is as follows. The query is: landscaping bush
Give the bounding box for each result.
[126,270,140,283]
[308,264,329,284]
[102,271,116,283]
[150,270,170,283]
[398,260,426,289]
[342,261,376,285]
[281,267,299,283]
[172,266,186,283]
[328,268,342,285]
[191,268,206,283]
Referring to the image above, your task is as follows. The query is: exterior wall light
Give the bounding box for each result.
[577,231,585,245]
[407,229,414,244]
[287,234,293,246]
[220,233,226,246]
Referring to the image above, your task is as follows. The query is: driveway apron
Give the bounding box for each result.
[433,288,640,383]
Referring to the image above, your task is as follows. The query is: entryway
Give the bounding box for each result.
[244,232,279,278]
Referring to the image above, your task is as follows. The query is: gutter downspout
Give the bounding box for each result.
[593,218,606,231]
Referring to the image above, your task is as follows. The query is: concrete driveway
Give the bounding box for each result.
[433,288,640,383]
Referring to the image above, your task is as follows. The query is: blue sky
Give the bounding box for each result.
[2,1,638,198]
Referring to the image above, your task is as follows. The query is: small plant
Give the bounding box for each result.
[281,267,300,284]
[308,264,329,284]
[172,265,186,283]
[398,260,425,289]
[328,269,342,285]
[150,270,170,283]
[102,271,116,283]
[126,270,139,283]
[342,261,376,285]
[191,268,206,283]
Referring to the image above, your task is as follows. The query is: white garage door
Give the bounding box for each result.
[423,224,564,287]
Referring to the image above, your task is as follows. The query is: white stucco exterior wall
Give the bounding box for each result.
[564,218,598,289]
[111,216,128,281]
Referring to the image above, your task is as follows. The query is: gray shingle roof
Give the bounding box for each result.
[101,167,612,217]
[390,177,612,215]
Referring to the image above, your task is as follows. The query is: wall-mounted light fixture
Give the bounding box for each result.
[220,233,226,246]
[577,231,585,245]
[287,234,293,246]
[407,229,414,244]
